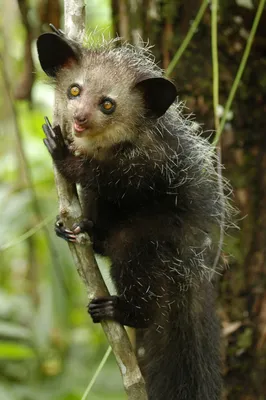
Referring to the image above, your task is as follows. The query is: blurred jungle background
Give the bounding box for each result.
[0,0,266,399]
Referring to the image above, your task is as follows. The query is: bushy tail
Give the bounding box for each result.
[137,284,222,400]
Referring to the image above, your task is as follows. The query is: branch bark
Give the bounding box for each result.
[50,0,147,398]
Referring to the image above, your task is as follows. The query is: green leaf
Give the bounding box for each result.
[0,342,35,359]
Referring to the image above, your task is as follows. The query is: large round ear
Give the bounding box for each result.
[134,77,177,118]
[37,33,80,77]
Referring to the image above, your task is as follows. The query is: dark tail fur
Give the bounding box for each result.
[137,283,222,400]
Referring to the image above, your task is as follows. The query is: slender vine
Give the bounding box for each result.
[210,0,225,275]
[0,215,54,251]
[165,0,209,77]
[81,346,112,400]
[212,0,266,146]
[211,0,220,132]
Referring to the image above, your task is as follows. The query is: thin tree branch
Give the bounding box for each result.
[210,0,225,274]
[50,0,147,398]
[165,0,209,77]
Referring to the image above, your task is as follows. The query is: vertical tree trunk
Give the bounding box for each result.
[111,1,266,399]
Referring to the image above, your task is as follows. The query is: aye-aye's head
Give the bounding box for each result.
[37,32,177,155]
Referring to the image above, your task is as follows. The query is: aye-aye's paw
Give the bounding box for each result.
[88,296,121,323]
[42,117,70,161]
[55,216,94,243]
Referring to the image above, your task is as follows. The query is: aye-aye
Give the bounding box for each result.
[37,30,229,400]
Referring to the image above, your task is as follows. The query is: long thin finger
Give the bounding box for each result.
[43,138,53,154]
[42,126,56,145]
[42,123,55,140]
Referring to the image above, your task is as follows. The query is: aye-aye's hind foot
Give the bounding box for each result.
[87,296,149,328]
[88,296,123,324]
[54,216,94,243]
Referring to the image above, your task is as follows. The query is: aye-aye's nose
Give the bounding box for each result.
[74,114,88,126]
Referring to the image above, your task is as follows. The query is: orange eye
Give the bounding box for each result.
[100,98,116,114]
[68,85,81,98]
[103,100,113,110]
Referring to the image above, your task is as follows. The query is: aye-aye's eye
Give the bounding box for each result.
[100,98,116,114]
[67,84,81,99]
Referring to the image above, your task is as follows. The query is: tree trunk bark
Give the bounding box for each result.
[111,1,266,399]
